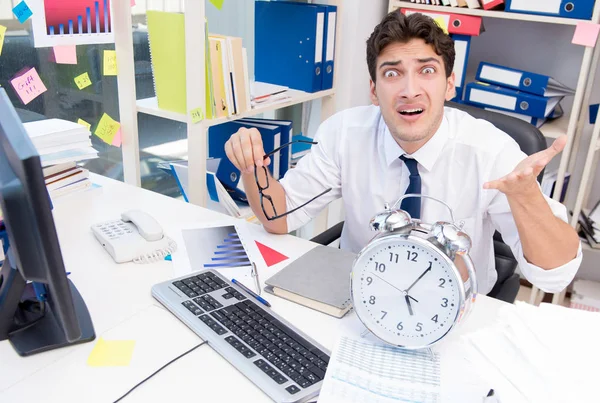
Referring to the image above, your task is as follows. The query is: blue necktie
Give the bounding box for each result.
[399,155,421,219]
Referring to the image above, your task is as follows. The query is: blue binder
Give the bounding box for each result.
[321,5,337,90]
[504,0,595,20]
[239,118,292,178]
[591,104,599,124]
[476,62,575,97]
[208,121,282,179]
[451,35,471,102]
[464,82,564,118]
[255,1,326,93]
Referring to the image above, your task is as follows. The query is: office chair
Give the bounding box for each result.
[309,101,548,304]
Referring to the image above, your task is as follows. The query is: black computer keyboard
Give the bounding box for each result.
[152,270,330,402]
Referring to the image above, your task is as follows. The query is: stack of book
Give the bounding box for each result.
[463,62,574,128]
[23,119,97,199]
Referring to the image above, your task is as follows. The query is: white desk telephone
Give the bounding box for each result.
[91,210,177,263]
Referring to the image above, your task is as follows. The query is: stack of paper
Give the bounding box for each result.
[42,162,92,200]
[23,118,98,167]
[461,301,600,403]
[250,81,291,108]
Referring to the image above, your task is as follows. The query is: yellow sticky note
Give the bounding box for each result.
[87,337,136,367]
[77,118,91,131]
[209,0,224,10]
[74,72,92,90]
[433,17,449,35]
[0,25,6,56]
[190,107,204,123]
[103,50,117,76]
[95,113,121,145]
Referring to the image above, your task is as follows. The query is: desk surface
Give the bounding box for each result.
[0,174,506,403]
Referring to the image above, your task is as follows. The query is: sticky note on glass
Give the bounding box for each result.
[111,128,122,147]
[53,45,77,65]
[74,72,92,90]
[87,337,136,367]
[103,50,117,76]
[190,107,204,123]
[77,118,91,131]
[572,22,600,47]
[433,17,449,35]
[209,0,225,10]
[13,1,33,24]
[95,113,121,145]
[10,67,47,105]
[0,25,6,56]
[131,0,136,6]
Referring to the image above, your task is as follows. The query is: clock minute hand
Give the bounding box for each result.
[405,265,432,293]
[371,273,404,294]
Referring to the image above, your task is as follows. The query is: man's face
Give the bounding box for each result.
[370,39,455,153]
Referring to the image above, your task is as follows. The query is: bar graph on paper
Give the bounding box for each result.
[31,0,115,47]
[182,226,252,270]
[318,336,441,403]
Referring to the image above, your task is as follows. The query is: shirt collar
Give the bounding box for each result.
[383,114,450,172]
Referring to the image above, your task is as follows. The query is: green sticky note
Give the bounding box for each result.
[209,0,224,10]
[95,113,121,145]
[190,107,204,123]
[87,337,136,367]
[74,72,92,90]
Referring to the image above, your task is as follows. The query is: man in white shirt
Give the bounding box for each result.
[224,12,581,295]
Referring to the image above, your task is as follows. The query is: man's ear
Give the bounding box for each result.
[444,71,456,102]
[370,79,379,106]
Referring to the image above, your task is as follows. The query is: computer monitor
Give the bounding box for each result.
[0,88,95,356]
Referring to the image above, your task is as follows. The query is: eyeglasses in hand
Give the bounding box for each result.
[255,140,332,221]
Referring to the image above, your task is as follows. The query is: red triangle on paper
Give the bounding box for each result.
[255,241,289,267]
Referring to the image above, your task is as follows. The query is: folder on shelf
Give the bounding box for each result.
[322,4,337,90]
[451,35,471,102]
[483,107,547,128]
[211,34,251,115]
[465,82,564,118]
[255,1,326,93]
[476,62,575,97]
[481,0,505,10]
[504,0,595,20]
[589,103,599,124]
[238,118,292,178]
[400,8,484,36]
[208,121,282,179]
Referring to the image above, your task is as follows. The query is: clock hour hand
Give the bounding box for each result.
[405,295,414,316]
[405,262,432,293]
[408,295,419,303]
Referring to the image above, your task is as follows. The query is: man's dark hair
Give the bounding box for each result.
[366,11,455,82]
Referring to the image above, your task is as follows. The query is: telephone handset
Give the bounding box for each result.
[91,210,177,263]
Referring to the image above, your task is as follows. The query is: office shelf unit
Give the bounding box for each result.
[112,0,342,231]
[389,1,600,304]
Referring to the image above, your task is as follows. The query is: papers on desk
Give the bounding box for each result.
[461,301,600,403]
[319,335,441,403]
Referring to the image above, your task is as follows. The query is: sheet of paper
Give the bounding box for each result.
[10,67,47,105]
[53,45,77,64]
[74,72,92,90]
[95,113,120,145]
[13,1,33,24]
[572,22,600,47]
[77,118,91,131]
[319,335,441,403]
[103,50,118,76]
[0,25,6,56]
[87,337,136,367]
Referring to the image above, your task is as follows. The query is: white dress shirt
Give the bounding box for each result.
[280,105,582,295]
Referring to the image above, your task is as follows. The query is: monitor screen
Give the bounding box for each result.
[0,88,94,356]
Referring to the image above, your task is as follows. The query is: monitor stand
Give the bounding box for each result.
[0,255,95,356]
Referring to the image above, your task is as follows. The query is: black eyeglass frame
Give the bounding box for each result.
[255,140,332,221]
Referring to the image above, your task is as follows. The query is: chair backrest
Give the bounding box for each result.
[446,101,548,181]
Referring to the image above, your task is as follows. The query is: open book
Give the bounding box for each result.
[264,245,356,318]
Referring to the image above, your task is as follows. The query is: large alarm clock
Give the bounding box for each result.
[350,194,477,349]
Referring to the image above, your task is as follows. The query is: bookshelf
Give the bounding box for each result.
[389,1,600,305]
[113,0,343,243]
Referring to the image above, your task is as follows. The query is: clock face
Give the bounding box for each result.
[351,236,463,348]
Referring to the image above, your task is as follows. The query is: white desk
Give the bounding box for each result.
[0,174,506,403]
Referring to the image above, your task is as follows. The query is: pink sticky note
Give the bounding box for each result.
[131,0,136,5]
[111,128,122,147]
[10,67,48,105]
[572,22,600,47]
[53,45,77,64]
